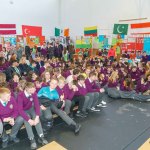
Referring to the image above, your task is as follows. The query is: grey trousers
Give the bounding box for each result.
[43,102,76,126]
[132,93,150,101]
[120,90,136,99]
[2,116,24,142]
[107,88,121,99]
[87,92,106,108]
[64,100,72,114]
[24,107,44,140]
[71,95,90,112]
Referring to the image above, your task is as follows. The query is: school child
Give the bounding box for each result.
[0,88,24,148]
[17,82,48,149]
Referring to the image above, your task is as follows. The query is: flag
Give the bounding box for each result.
[0,24,16,35]
[55,28,61,36]
[64,28,69,37]
[113,24,128,35]
[131,22,150,35]
[39,36,45,45]
[84,26,97,37]
[22,25,42,37]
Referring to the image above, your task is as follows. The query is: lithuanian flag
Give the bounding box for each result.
[84,26,97,37]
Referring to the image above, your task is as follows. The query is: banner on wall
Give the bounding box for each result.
[39,36,45,45]
[26,36,40,47]
[135,37,143,51]
[76,36,92,48]
[16,35,24,46]
[10,37,16,46]
[144,37,150,55]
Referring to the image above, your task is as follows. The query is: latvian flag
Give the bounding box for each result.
[84,26,97,37]
[0,24,16,35]
[131,22,150,35]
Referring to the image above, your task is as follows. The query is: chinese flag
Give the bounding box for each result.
[22,25,42,37]
[64,28,69,37]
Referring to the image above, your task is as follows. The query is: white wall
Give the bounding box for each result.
[60,0,150,38]
[0,0,60,39]
[0,0,150,39]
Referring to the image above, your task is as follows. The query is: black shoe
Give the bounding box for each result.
[38,137,48,145]
[82,111,88,115]
[10,137,20,143]
[69,113,74,119]
[76,112,87,118]
[74,124,81,134]
[30,139,37,150]
[2,140,9,148]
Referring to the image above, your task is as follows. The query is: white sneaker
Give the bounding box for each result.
[97,104,107,108]
[97,104,103,107]
[91,107,100,112]
[101,100,107,105]
[147,99,150,102]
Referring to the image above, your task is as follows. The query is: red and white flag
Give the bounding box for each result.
[0,24,16,35]
[22,25,42,37]
[130,22,150,35]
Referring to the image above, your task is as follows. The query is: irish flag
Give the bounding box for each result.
[84,26,97,37]
[131,22,150,35]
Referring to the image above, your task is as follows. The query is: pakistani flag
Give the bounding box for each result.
[113,24,128,35]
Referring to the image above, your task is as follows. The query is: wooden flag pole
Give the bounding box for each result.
[119,18,147,22]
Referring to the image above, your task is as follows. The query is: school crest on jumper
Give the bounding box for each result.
[29,97,33,102]
[9,104,13,109]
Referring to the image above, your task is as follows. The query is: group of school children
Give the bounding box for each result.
[0,48,150,149]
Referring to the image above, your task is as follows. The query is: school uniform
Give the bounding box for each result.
[85,78,105,107]
[41,48,47,58]
[17,91,44,140]
[119,82,135,99]
[38,86,77,127]
[9,81,18,92]
[133,80,150,101]
[141,55,148,62]
[19,64,30,76]
[99,76,108,88]
[0,97,23,143]
[56,85,72,114]
[107,81,121,99]
[130,70,140,83]
[75,83,91,111]
[62,70,72,78]
[36,61,44,70]
[39,66,46,75]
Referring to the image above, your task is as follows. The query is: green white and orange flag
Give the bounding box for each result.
[84,26,97,37]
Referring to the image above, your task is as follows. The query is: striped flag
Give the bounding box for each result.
[84,26,97,37]
[0,24,16,35]
[131,22,150,35]
[64,28,69,37]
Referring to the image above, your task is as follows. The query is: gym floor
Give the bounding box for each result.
[1,97,150,150]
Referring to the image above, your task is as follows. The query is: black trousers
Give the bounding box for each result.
[71,95,85,112]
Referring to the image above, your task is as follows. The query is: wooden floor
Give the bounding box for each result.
[1,96,150,150]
